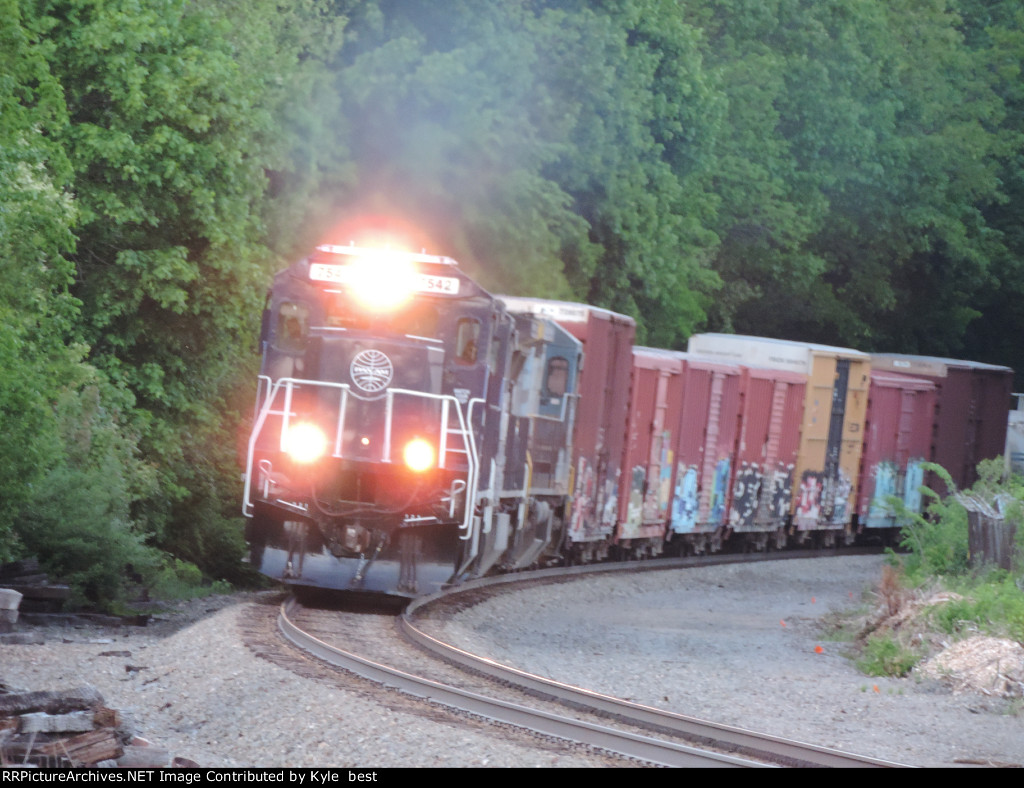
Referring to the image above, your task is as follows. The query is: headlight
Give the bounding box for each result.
[283,423,329,464]
[402,438,436,473]
[348,253,417,310]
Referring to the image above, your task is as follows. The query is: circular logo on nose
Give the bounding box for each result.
[350,349,393,395]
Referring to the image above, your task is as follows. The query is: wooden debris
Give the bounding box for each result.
[0,685,192,768]
[19,711,96,734]
[0,687,104,717]
[0,557,71,613]
[29,728,122,764]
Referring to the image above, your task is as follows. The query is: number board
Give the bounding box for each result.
[309,263,461,295]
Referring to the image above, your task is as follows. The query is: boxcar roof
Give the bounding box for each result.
[871,353,1012,376]
[497,295,636,327]
[686,333,869,375]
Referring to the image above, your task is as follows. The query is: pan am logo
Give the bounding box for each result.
[350,349,393,395]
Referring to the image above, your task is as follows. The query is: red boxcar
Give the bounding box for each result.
[498,296,635,562]
[870,355,1013,494]
[616,348,684,555]
[665,354,742,553]
[730,365,805,548]
[858,370,937,530]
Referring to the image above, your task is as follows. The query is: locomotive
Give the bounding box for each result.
[242,243,1014,598]
[242,244,581,596]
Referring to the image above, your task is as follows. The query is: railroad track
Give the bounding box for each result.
[274,552,908,768]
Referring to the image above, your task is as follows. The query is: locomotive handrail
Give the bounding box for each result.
[462,397,485,543]
[243,377,479,522]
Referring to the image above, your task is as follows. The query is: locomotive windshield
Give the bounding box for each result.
[323,290,440,338]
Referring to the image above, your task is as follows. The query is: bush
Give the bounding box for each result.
[926,573,1024,643]
[15,380,162,610]
[148,557,231,601]
[856,633,921,677]
[896,463,970,581]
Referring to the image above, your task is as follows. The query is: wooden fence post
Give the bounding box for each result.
[958,494,1018,572]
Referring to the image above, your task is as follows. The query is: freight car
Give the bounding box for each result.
[242,244,1014,597]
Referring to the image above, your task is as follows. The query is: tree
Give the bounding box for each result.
[687,0,1008,356]
[331,0,722,344]
[1,1,162,605]
[21,0,347,579]
[0,0,77,558]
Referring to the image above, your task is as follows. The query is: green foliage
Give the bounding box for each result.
[15,378,163,610]
[148,557,232,601]
[682,0,1017,360]
[12,0,348,589]
[0,0,78,560]
[926,574,1024,643]
[855,633,922,677]
[892,458,1024,654]
[897,464,971,581]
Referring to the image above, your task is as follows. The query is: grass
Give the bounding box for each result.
[855,633,921,677]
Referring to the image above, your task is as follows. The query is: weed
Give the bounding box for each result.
[925,574,1024,642]
[856,633,921,677]
[879,563,906,617]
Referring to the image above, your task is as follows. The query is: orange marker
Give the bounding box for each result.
[814,645,824,654]
[780,620,787,627]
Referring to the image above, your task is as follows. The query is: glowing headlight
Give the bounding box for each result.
[402,438,436,473]
[348,253,417,310]
[283,423,329,464]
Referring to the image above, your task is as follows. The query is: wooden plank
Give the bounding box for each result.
[33,728,122,763]
[0,687,104,717]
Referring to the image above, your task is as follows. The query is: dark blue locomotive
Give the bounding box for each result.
[242,244,580,596]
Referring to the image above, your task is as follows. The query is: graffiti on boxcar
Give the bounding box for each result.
[769,464,795,521]
[866,459,926,528]
[658,444,673,517]
[601,472,619,530]
[671,464,699,533]
[570,458,621,540]
[904,459,925,514]
[710,458,730,526]
[867,461,898,527]
[731,462,762,528]
[624,464,646,536]
[568,458,594,539]
[825,469,853,525]
[796,471,822,528]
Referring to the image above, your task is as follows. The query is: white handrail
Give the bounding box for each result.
[243,378,478,522]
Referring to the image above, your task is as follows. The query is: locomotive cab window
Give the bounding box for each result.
[392,301,440,339]
[545,356,570,396]
[275,302,309,352]
[325,292,439,338]
[456,318,481,365]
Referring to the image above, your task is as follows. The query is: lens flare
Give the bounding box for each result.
[403,438,436,473]
[283,423,329,464]
[347,251,417,310]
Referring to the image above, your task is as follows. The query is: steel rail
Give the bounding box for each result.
[400,555,909,768]
[277,598,765,768]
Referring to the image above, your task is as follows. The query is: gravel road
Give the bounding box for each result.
[3,554,1023,767]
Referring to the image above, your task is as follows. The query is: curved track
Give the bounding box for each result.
[276,552,908,768]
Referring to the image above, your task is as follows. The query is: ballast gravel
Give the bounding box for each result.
[2,554,1023,768]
